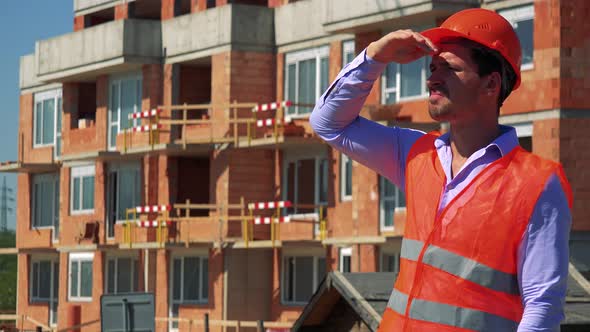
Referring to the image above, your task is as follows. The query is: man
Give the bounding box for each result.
[310,8,572,332]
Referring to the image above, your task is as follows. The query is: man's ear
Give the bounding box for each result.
[484,72,502,97]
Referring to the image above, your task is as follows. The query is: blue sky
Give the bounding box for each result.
[0,2,72,229]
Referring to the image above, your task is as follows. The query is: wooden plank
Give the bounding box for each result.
[0,248,17,254]
[0,314,18,320]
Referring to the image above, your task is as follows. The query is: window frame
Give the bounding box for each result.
[380,251,401,274]
[282,152,329,216]
[105,254,139,294]
[379,176,406,232]
[106,162,142,239]
[33,89,62,150]
[284,46,330,117]
[29,256,58,303]
[499,4,535,71]
[339,247,352,273]
[108,73,142,151]
[340,153,353,201]
[31,173,60,232]
[281,254,326,306]
[70,165,96,215]
[68,252,94,302]
[342,39,355,67]
[168,253,209,331]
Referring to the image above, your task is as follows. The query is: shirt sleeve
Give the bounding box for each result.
[517,173,572,331]
[309,49,424,189]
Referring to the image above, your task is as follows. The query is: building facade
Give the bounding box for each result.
[9,0,590,330]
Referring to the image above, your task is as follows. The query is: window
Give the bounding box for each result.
[69,252,93,301]
[31,173,60,236]
[33,89,62,158]
[106,256,139,294]
[342,40,355,67]
[340,153,352,201]
[169,255,209,330]
[30,258,59,326]
[284,155,328,215]
[285,46,329,116]
[383,57,429,104]
[107,162,141,238]
[339,247,352,273]
[379,176,406,231]
[381,252,400,273]
[109,75,142,150]
[70,165,95,214]
[282,255,326,305]
[499,4,534,69]
[511,122,533,152]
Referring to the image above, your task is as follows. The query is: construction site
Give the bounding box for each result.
[3,0,590,331]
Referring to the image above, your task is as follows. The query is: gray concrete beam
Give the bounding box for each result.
[322,0,479,34]
[162,4,274,64]
[35,19,162,82]
[74,0,135,16]
[274,0,330,48]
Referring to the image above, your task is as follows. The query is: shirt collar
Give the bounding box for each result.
[434,125,519,157]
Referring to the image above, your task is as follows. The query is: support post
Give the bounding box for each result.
[204,313,209,332]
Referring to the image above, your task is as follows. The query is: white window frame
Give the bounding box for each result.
[282,153,329,216]
[342,40,355,67]
[106,162,142,239]
[108,73,142,151]
[382,58,429,104]
[169,253,209,331]
[70,165,95,215]
[281,254,326,305]
[31,173,60,232]
[284,46,329,117]
[379,176,406,232]
[499,4,534,71]
[33,89,62,158]
[68,252,94,302]
[339,247,352,273]
[30,256,59,326]
[105,254,139,294]
[340,153,353,202]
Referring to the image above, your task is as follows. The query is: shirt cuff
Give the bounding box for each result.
[353,48,388,81]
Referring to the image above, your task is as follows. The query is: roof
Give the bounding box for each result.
[294,264,590,331]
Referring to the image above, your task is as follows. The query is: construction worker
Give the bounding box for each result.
[310,8,572,332]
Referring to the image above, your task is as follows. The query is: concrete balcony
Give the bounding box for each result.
[162,4,274,64]
[322,0,479,33]
[35,19,161,82]
[274,0,331,48]
[74,0,132,16]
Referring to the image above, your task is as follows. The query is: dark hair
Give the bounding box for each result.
[469,45,517,109]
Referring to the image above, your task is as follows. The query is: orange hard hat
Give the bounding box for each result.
[422,8,522,90]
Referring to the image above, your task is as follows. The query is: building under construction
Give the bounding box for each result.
[6,0,590,330]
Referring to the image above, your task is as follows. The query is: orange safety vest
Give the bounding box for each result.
[378,133,572,332]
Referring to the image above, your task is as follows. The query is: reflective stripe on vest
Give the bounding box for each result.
[401,239,519,295]
[387,289,519,332]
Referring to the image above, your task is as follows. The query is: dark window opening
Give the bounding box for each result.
[174,0,192,16]
[67,82,97,130]
[133,0,161,20]
[179,64,212,121]
[207,0,216,8]
[519,136,532,152]
[84,7,115,28]
[175,157,210,217]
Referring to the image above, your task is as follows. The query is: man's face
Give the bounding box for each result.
[426,42,485,122]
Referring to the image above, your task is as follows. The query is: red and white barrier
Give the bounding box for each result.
[129,109,162,120]
[256,117,292,128]
[135,220,174,228]
[253,216,291,225]
[252,101,292,113]
[135,205,172,213]
[132,124,162,133]
[248,201,292,210]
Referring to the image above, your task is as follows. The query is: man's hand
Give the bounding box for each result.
[367,30,438,64]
